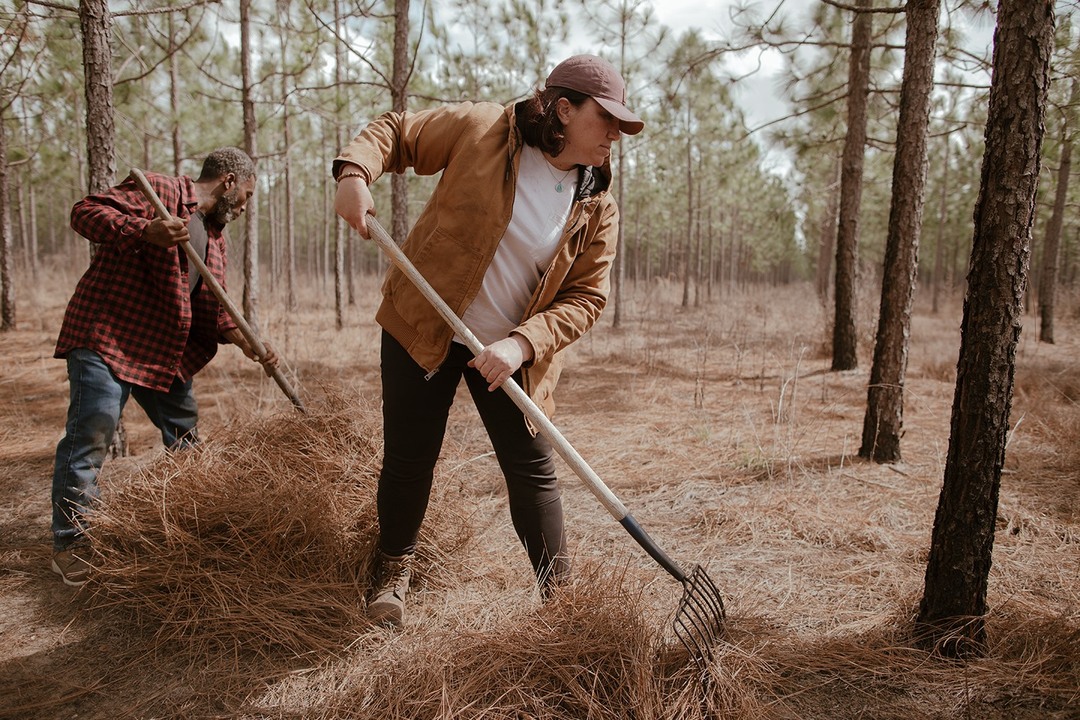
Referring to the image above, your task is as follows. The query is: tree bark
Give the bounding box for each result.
[860,0,941,463]
[931,130,951,314]
[267,180,277,293]
[1037,79,1076,344]
[168,13,183,176]
[816,160,840,303]
[917,0,1054,657]
[611,136,627,322]
[682,82,693,309]
[693,205,702,308]
[333,0,346,330]
[27,154,39,280]
[278,6,297,311]
[240,0,261,331]
[831,0,873,371]
[611,27,635,328]
[390,0,410,255]
[0,118,13,331]
[706,207,714,301]
[80,0,115,195]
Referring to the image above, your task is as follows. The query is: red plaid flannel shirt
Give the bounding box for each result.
[55,171,238,392]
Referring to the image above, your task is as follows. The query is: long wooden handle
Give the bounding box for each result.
[367,216,691,582]
[130,168,305,413]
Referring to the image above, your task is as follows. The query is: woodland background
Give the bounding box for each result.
[0,0,1075,326]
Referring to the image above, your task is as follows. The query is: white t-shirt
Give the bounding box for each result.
[459,144,576,346]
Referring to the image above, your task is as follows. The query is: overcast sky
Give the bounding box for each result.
[649,0,818,129]
[621,0,1000,174]
[645,0,997,129]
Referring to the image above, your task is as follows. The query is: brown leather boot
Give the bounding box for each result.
[367,552,412,627]
[51,544,92,587]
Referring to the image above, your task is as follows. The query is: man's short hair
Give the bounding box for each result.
[197,147,256,182]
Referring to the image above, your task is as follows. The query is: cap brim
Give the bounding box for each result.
[594,97,644,136]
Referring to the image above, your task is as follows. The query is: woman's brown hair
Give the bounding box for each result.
[517,86,589,158]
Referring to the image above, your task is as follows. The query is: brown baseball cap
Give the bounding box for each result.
[546,54,644,136]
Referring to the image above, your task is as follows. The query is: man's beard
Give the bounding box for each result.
[206,187,243,229]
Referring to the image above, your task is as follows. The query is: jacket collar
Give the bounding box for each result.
[180,176,199,218]
[576,163,610,201]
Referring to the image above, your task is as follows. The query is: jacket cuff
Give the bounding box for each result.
[332,160,371,183]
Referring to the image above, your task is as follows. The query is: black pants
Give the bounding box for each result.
[378,331,568,586]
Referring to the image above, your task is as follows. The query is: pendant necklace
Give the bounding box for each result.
[545,161,574,193]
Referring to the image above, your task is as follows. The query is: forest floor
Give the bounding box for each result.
[0,261,1077,719]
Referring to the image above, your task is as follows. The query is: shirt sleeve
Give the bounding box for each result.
[69,175,157,254]
[333,102,494,184]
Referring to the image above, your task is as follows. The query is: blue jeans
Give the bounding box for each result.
[51,348,199,551]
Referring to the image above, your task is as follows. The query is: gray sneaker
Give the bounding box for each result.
[367,553,412,627]
[51,545,91,587]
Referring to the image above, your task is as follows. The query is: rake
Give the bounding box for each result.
[367,216,725,667]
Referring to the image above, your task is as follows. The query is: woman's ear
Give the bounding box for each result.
[555,97,573,125]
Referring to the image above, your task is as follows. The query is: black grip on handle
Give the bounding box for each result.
[619,514,689,584]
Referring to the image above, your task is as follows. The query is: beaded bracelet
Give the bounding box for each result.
[336,171,368,183]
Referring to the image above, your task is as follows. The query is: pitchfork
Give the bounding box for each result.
[366,217,726,667]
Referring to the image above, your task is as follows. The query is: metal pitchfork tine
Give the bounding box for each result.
[675,566,727,666]
[366,216,726,668]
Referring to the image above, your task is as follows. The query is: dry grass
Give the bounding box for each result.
[0,273,1077,719]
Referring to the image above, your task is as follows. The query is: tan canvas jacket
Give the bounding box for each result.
[334,101,619,419]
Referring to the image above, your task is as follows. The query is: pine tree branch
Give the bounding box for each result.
[25,0,75,12]
[115,0,221,18]
[820,0,907,13]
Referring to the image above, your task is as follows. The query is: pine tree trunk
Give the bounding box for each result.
[860,0,940,463]
[1037,79,1076,344]
[0,118,13,331]
[278,12,297,312]
[831,0,873,371]
[267,179,277,293]
[682,93,692,309]
[240,0,260,331]
[391,0,410,254]
[1037,129,1069,344]
[706,207,714,302]
[612,136,626,327]
[917,0,1054,657]
[611,36,630,328]
[931,131,951,314]
[80,0,115,196]
[169,13,183,176]
[816,160,840,303]
[27,158,39,280]
[14,174,26,277]
[333,0,346,331]
[693,206,702,308]
[716,209,726,295]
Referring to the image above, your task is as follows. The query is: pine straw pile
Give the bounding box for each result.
[245,587,1079,720]
[83,394,471,660]
[304,569,671,720]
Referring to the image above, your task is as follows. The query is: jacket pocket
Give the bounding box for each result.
[393,226,485,312]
